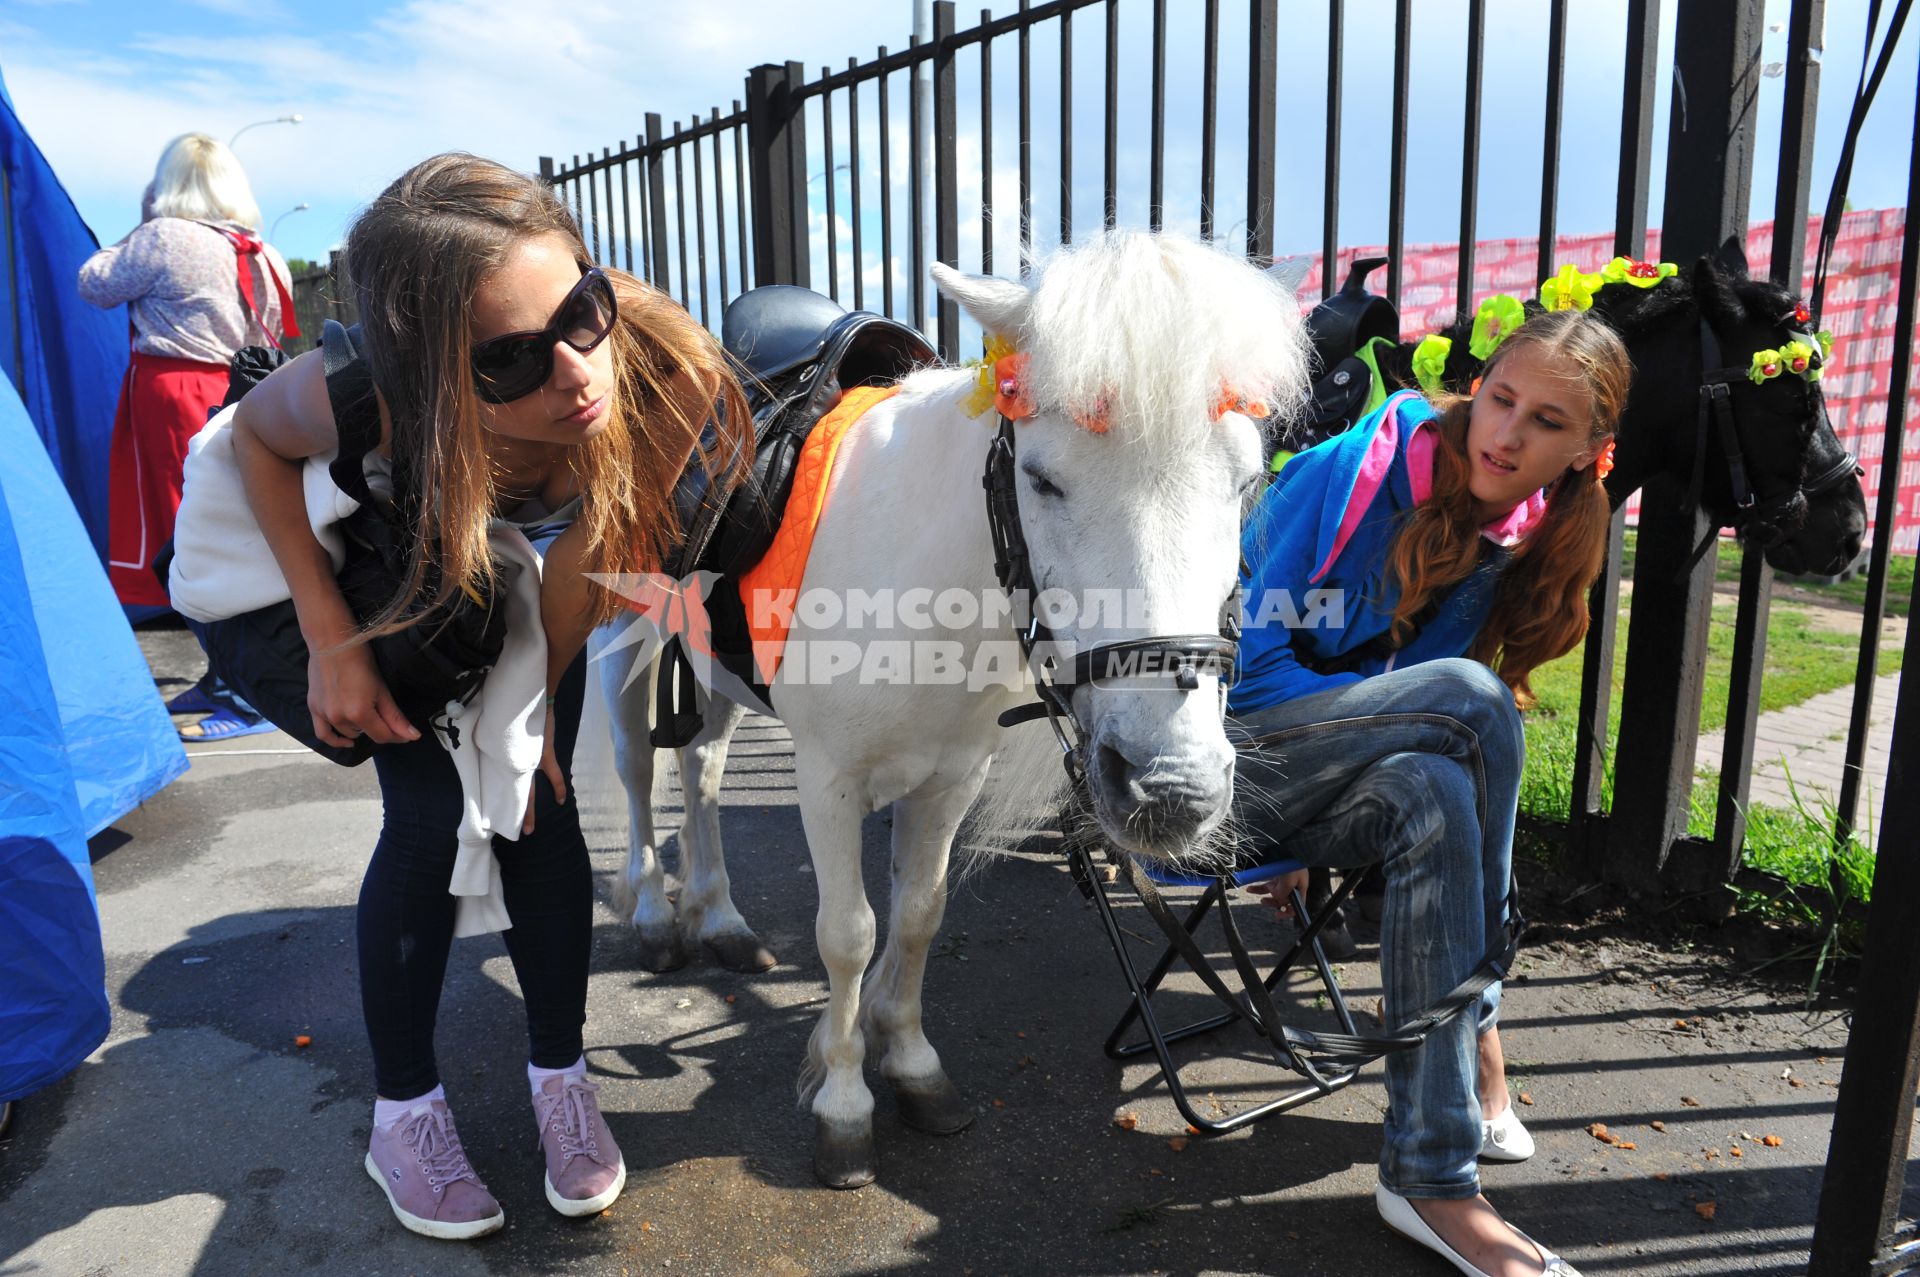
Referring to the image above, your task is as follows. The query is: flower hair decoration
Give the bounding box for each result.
[1539,264,1604,312]
[1411,334,1453,397]
[1599,256,1678,289]
[1593,439,1616,480]
[1469,294,1526,359]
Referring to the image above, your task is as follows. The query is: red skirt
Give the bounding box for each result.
[106,352,230,607]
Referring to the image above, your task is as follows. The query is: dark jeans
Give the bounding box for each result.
[359,657,590,1100]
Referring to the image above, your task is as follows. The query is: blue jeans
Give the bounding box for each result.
[1229,658,1522,1199]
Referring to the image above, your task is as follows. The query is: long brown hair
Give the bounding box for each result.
[1383,308,1632,704]
[343,152,749,638]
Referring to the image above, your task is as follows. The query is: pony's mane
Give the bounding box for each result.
[1019,231,1310,447]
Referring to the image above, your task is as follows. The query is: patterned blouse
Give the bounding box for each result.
[78,217,294,365]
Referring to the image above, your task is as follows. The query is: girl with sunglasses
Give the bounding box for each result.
[229,153,747,1240]
[1231,309,1628,1277]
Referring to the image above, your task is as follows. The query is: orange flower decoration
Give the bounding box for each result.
[992,352,1035,421]
[1593,439,1616,480]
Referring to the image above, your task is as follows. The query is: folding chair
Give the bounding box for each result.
[1068,840,1415,1137]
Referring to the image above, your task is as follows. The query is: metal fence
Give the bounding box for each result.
[285,254,355,356]
[537,2,1920,1269]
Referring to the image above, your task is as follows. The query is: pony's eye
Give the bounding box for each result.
[1028,470,1066,500]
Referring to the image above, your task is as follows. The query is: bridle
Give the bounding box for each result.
[1681,315,1862,565]
[981,413,1240,782]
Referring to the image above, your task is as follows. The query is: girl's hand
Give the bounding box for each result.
[1247,868,1311,921]
[523,703,569,834]
[308,643,418,748]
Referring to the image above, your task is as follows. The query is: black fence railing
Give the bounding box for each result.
[536,3,1920,1269]
[284,253,355,356]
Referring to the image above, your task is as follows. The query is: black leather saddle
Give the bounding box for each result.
[651,287,936,747]
[1296,256,1400,448]
[667,285,936,580]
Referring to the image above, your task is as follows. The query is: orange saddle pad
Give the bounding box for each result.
[735,383,900,681]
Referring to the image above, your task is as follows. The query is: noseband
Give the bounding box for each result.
[1686,318,1862,555]
[983,415,1239,776]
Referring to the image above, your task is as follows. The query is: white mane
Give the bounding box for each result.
[1019,230,1310,447]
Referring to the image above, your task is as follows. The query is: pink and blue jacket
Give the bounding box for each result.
[1228,391,1545,714]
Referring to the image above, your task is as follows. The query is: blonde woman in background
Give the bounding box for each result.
[80,131,299,739]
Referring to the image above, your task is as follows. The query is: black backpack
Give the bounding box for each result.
[185,322,508,766]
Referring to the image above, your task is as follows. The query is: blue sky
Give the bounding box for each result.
[3,0,1914,303]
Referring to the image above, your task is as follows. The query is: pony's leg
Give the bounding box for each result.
[675,695,776,972]
[794,758,880,1189]
[860,757,992,1137]
[590,619,684,973]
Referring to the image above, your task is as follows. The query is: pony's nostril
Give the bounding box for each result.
[1097,744,1148,802]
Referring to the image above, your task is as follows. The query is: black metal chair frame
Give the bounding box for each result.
[1068,842,1370,1136]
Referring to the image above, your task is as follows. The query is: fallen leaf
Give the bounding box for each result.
[641,1221,653,1233]
[1705,1148,1720,1160]
[1147,1167,1164,1176]
[1587,1123,1615,1144]
[991,1098,1005,1109]
[1681,1096,1701,1107]
[1617,1140,1638,1150]
[1518,1092,1534,1106]
[1650,1120,1666,1132]
[294,1034,312,1048]
[1016,1031,1027,1039]
[1167,1137,1188,1152]
[1695,1202,1717,1221]
[1729,1145,1743,1157]
[724,995,737,1004]
[1187,1124,1200,1135]
[1789,1077,1806,1088]
[1654,1172,1670,1182]
[1114,1111,1139,1131]
[1763,1134,1783,1147]
[1673,1019,1690,1030]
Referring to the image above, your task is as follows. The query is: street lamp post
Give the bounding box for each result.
[270,203,310,240]
[230,114,303,147]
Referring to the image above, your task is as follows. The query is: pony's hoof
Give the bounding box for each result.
[703,932,777,972]
[634,928,688,973]
[892,1074,974,1135]
[813,1117,877,1189]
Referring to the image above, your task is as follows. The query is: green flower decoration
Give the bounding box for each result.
[1411,334,1453,397]
[1599,256,1679,288]
[1817,329,1835,362]
[1749,348,1784,385]
[1539,264,1603,312]
[1779,338,1820,381]
[1469,295,1526,360]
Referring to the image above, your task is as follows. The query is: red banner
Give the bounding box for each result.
[1299,211,1916,553]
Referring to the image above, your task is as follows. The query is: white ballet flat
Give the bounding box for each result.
[1481,1105,1536,1162]
[1375,1184,1583,1277]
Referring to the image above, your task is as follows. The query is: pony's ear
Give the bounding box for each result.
[1690,251,1746,326]
[931,263,1032,340]
[1712,235,1751,279]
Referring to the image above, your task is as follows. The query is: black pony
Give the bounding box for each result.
[1364,245,1867,578]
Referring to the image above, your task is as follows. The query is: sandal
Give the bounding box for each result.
[178,707,276,742]
[164,684,220,716]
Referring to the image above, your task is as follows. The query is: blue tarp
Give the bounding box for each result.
[0,375,112,1099]
[0,66,188,1099]
[0,66,128,560]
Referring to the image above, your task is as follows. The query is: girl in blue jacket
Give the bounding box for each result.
[1232,307,1627,1277]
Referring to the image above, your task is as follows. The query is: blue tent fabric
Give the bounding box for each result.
[0,374,185,836]
[0,401,110,1100]
[0,64,130,561]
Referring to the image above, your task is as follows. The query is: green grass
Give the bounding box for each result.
[1617,530,1914,618]
[1518,558,1905,902]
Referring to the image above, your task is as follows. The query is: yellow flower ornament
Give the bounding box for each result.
[1539,264,1603,312]
[1411,335,1453,397]
[1599,256,1679,288]
[1469,295,1526,359]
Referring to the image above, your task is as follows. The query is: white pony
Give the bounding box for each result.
[594,231,1309,1186]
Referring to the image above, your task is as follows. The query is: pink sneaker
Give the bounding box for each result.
[363,1100,505,1240]
[533,1073,626,1216]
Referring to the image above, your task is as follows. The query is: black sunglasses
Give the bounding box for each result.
[470,266,618,404]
